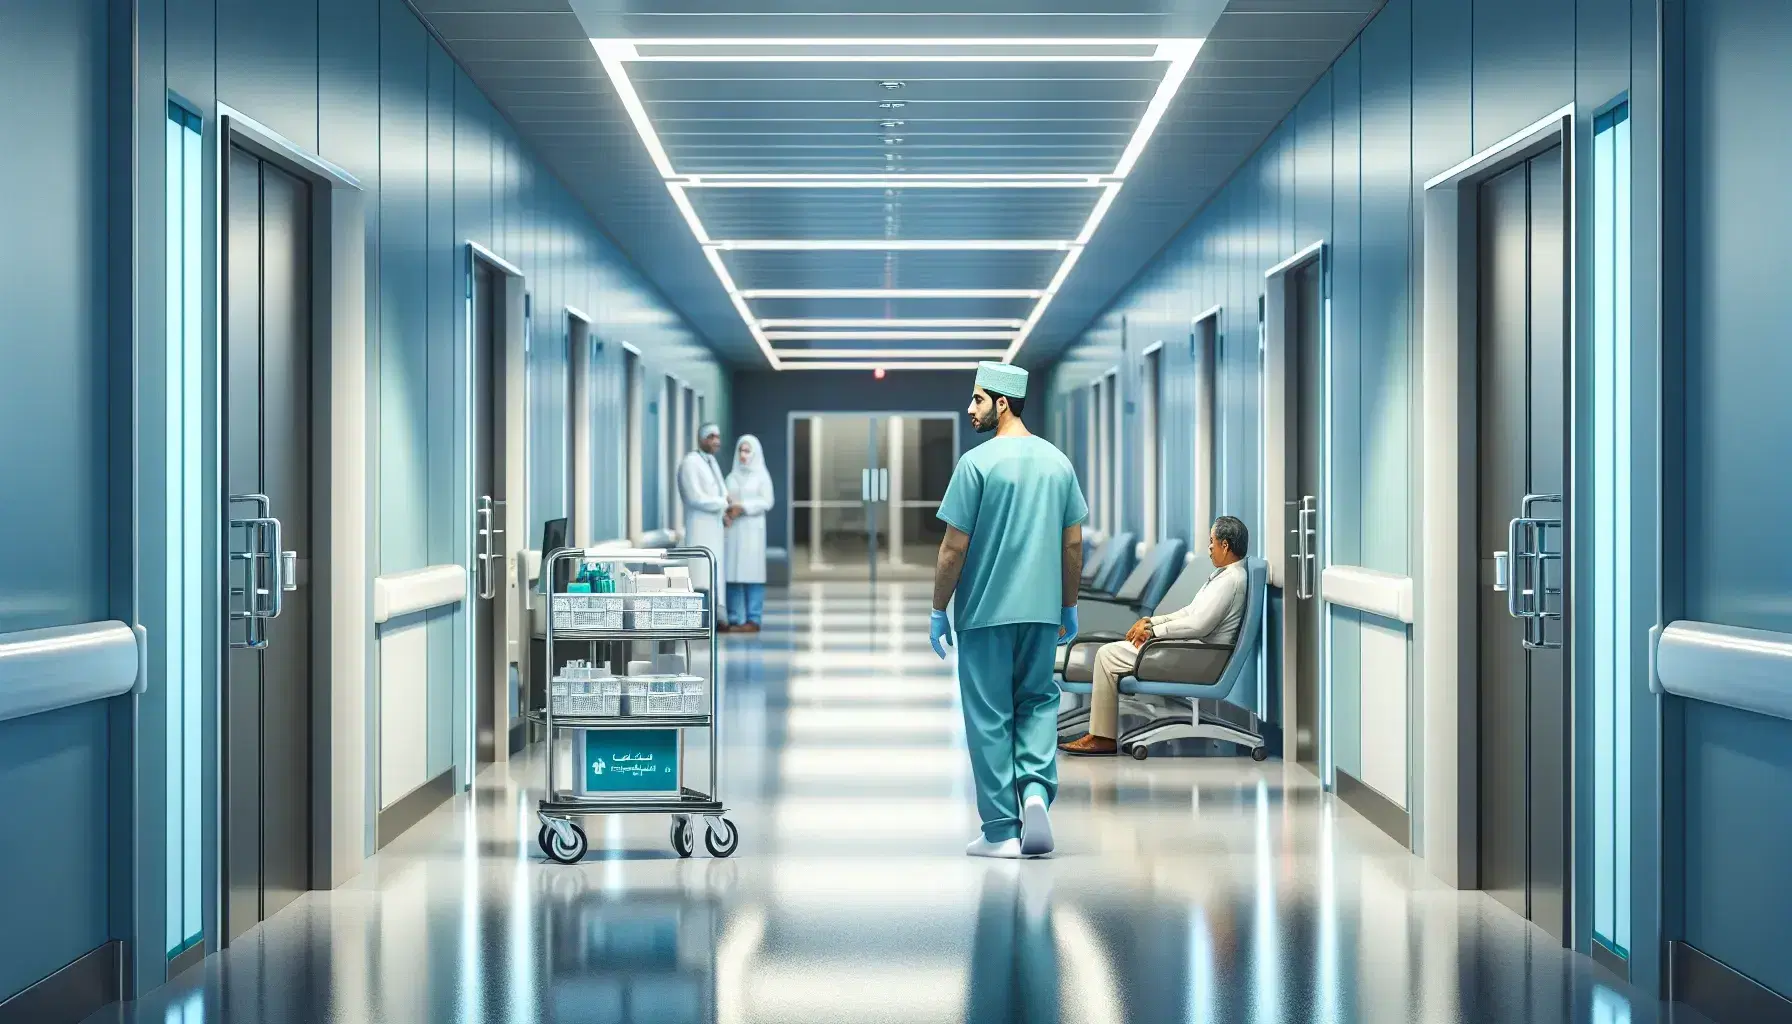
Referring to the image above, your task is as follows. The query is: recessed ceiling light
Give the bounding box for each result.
[880,120,905,130]
[886,138,904,145]
[880,80,905,90]
[878,101,906,110]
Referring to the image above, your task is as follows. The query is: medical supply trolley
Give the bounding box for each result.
[531,546,738,863]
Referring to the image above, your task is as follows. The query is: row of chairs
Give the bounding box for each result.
[1057,536,1271,762]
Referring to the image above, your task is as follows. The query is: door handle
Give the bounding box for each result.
[878,468,890,502]
[1492,550,1510,592]
[1506,493,1564,649]
[861,469,871,503]
[1290,495,1318,600]
[281,550,299,592]
[476,495,497,600]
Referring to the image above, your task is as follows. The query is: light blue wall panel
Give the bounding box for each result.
[1678,0,1792,998]
[1472,0,1576,149]
[0,0,118,1000]
[217,0,318,152]
[1358,0,1413,577]
[376,0,430,575]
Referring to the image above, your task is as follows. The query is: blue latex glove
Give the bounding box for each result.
[930,609,954,659]
[1058,605,1079,646]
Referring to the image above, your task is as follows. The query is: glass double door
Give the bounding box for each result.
[792,414,957,580]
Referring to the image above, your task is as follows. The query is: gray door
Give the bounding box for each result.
[472,262,504,766]
[1475,145,1569,941]
[224,146,314,939]
[1290,260,1325,769]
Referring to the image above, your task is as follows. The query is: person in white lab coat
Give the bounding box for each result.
[723,434,775,632]
[677,423,735,629]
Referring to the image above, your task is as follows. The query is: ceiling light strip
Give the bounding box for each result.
[758,318,1027,329]
[709,239,1076,252]
[765,331,1018,341]
[773,349,1010,360]
[777,362,986,371]
[678,175,1113,189]
[740,288,1046,300]
[592,37,1205,368]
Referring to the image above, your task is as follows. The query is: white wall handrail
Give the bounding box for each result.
[1321,565,1415,624]
[0,620,142,724]
[373,565,468,625]
[1653,620,1792,724]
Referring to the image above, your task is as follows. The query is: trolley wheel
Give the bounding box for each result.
[545,821,587,864]
[1251,745,1270,762]
[671,815,696,859]
[704,818,740,858]
[537,824,553,856]
[1129,744,1150,761]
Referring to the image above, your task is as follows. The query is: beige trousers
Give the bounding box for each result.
[1090,639,1142,739]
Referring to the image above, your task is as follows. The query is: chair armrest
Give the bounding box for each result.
[1133,638,1234,685]
[1059,631,1129,684]
[1066,631,1125,663]
[1077,585,1117,601]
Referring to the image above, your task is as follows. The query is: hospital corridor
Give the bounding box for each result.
[2,0,1790,1022]
[78,584,1689,1024]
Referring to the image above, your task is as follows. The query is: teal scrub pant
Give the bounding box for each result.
[955,622,1061,842]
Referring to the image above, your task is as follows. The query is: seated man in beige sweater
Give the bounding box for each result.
[1059,516,1250,756]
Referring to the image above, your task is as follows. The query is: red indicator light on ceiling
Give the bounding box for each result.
[874,368,886,380]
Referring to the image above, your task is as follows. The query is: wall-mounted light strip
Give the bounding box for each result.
[709,238,1076,252]
[740,288,1046,300]
[765,330,1018,341]
[592,37,1203,367]
[759,318,1027,329]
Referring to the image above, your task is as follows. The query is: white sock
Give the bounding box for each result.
[966,836,1022,859]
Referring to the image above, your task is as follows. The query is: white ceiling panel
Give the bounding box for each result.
[412,0,1384,367]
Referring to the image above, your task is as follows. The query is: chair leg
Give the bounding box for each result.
[1119,702,1263,758]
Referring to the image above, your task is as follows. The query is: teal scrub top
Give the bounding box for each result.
[937,435,1089,630]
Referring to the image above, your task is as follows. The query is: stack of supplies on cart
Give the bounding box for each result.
[551,661,621,717]
[626,573,706,630]
[623,660,706,716]
[549,593,625,631]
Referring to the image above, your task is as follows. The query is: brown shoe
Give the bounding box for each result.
[739,622,761,633]
[1059,734,1117,757]
[716,622,732,633]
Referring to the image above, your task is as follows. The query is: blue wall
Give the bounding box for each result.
[1675,0,1792,998]
[0,0,125,1002]
[1046,0,1663,991]
[0,0,729,1001]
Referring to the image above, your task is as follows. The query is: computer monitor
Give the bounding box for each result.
[538,517,570,594]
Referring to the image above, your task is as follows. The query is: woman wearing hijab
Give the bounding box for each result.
[723,434,775,632]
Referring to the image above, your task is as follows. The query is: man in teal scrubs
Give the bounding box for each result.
[931,362,1087,859]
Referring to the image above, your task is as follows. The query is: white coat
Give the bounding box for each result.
[677,448,729,593]
[723,435,775,585]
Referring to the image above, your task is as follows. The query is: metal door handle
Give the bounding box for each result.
[1492,550,1510,592]
[878,468,890,502]
[1506,493,1564,649]
[861,469,871,502]
[476,496,497,600]
[281,550,299,592]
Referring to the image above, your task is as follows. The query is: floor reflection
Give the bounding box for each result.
[91,582,1713,1024]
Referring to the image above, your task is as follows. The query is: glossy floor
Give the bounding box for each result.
[93,583,1708,1024]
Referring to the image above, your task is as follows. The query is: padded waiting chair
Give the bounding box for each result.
[1086,539,1186,618]
[1055,554,1211,727]
[1080,534,1115,587]
[1060,558,1270,762]
[1079,532,1138,600]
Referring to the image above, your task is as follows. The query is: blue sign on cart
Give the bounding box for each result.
[583,729,679,793]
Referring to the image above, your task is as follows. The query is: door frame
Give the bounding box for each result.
[213,106,369,936]
[566,306,593,545]
[1262,240,1329,769]
[1417,105,1577,896]
[463,242,529,766]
